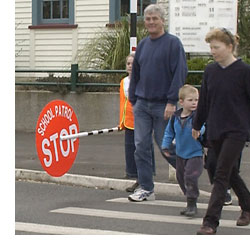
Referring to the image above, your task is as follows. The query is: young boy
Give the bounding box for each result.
[162,84,205,216]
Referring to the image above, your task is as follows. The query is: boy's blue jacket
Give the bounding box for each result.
[161,109,205,159]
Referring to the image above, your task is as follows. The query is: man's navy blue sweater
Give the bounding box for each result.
[129,32,188,105]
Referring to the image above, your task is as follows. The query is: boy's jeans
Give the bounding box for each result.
[176,156,203,199]
[133,98,176,191]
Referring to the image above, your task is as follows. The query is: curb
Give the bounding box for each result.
[15,168,211,197]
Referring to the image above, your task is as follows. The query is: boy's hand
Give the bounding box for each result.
[162,149,170,157]
[192,129,200,140]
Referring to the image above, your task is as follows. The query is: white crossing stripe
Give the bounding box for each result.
[106,198,241,212]
[50,207,250,230]
[15,222,141,235]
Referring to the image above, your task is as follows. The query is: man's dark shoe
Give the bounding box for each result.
[196,226,216,235]
[236,211,250,226]
[125,181,139,192]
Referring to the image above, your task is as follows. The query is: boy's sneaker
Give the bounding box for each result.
[180,198,197,217]
[128,188,155,202]
[224,190,232,206]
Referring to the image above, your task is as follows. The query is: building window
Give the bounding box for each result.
[42,0,69,23]
[31,0,75,26]
[109,0,157,23]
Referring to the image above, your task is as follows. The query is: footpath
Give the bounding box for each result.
[15,131,250,198]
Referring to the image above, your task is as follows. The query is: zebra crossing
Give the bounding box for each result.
[15,222,140,235]
[107,198,241,211]
[15,197,250,235]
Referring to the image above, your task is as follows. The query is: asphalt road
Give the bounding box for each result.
[15,131,250,194]
[15,180,250,235]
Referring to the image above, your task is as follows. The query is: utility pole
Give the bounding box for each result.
[130,0,137,53]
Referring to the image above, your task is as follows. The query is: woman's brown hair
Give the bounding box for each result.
[205,28,239,56]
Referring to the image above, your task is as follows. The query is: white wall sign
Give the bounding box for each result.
[168,0,238,53]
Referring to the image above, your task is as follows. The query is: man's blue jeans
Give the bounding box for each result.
[125,128,156,178]
[133,98,176,191]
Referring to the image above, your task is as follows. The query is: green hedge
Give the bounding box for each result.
[34,56,250,93]
[186,56,250,85]
[186,57,211,85]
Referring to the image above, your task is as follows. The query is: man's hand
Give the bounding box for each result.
[164,103,176,120]
[192,129,200,140]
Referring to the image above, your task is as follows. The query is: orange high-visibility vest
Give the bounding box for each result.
[119,77,134,130]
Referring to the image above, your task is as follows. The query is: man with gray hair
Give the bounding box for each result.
[128,4,188,202]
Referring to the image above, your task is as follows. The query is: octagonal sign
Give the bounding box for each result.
[36,100,79,177]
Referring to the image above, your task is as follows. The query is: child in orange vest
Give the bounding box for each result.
[119,53,155,192]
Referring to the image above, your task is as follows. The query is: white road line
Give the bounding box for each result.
[106,198,240,211]
[15,222,141,235]
[50,207,250,230]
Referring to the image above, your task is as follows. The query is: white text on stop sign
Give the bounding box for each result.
[42,124,78,167]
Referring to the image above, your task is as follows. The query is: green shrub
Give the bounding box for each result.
[186,57,212,85]
[242,55,250,64]
[77,18,147,70]
[186,55,250,86]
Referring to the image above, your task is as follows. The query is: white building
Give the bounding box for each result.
[15,0,168,75]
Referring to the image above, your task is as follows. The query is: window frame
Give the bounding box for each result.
[31,0,75,26]
[109,0,157,24]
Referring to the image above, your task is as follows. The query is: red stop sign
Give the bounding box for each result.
[36,100,79,177]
